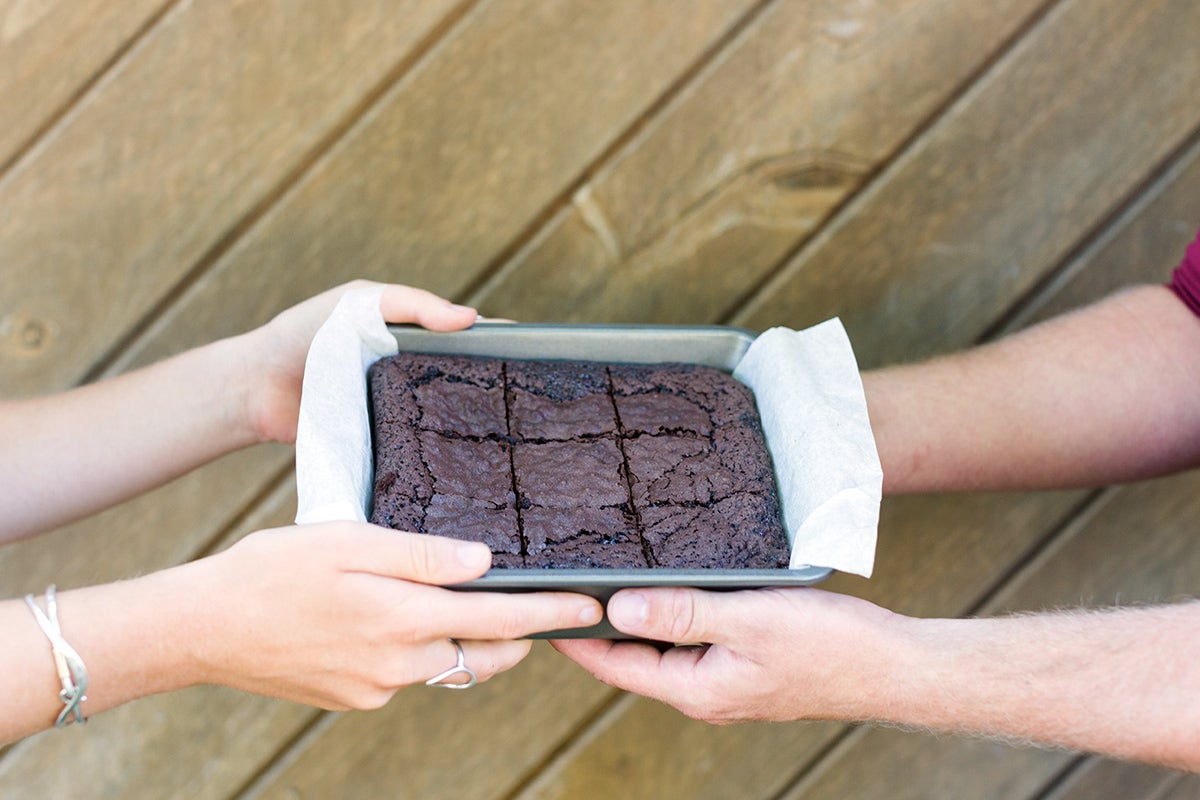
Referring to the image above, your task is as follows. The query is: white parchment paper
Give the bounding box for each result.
[733,322,881,577]
[294,288,397,525]
[294,289,882,577]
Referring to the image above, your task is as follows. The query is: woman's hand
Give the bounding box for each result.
[187,522,603,709]
[1,523,603,741]
[239,281,477,445]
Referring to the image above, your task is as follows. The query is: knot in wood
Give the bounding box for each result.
[2,314,55,358]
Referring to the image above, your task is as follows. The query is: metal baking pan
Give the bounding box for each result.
[382,322,833,639]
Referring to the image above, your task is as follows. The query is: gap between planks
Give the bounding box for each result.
[978,120,1200,343]
[497,690,634,800]
[229,709,342,800]
[1025,757,1094,800]
[0,0,182,183]
[1028,756,1187,800]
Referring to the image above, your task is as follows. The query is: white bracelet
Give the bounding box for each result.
[24,585,88,727]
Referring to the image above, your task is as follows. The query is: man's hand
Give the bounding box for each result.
[553,586,898,725]
[556,588,1200,770]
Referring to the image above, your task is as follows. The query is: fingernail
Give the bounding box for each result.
[457,542,490,569]
[449,303,476,314]
[609,592,648,628]
[578,603,603,625]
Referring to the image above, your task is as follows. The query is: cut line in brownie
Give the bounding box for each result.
[368,353,789,570]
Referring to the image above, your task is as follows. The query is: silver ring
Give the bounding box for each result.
[424,638,477,690]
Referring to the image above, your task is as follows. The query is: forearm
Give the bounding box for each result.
[0,334,259,542]
[865,285,1200,493]
[874,603,1200,769]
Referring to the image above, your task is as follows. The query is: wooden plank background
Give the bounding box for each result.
[2,1,1198,797]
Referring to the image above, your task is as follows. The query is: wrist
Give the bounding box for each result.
[213,330,274,446]
[789,594,921,724]
[161,551,242,690]
[832,607,926,724]
[38,566,214,722]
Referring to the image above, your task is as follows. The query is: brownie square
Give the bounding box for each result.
[623,434,710,504]
[523,506,646,568]
[711,424,777,488]
[507,360,616,439]
[612,363,754,428]
[423,495,522,557]
[419,432,513,507]
[612,387,712,437]
[513,439,628,509]
[412,357,506,438]
[368,363,422,428]
[372,425,434,506]
[625,429,778,505]
[369,353,507,437]
[641,494,789,569]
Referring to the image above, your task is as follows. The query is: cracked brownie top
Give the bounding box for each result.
[368,353,789,569]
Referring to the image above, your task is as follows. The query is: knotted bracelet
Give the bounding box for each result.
[24,585,88,727]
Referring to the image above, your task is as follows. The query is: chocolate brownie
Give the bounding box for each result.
[507,360,617,439]
[522,506,645,569]
[368,353,789,569]
[513,439,628,508]
[640,493,786,569]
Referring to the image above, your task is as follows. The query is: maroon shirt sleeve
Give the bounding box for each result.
[1168,228,1200,317]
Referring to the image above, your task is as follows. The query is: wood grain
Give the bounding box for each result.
[735,0,1200,369]
[104,0,756,377]
[0,0,167,170]
[0,0,465,397]
[471,0,1047,324]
